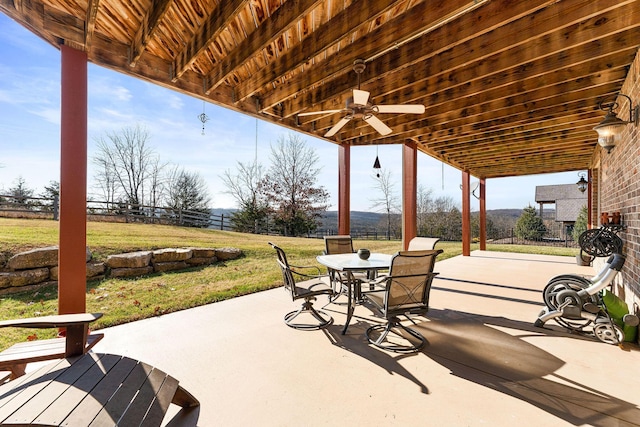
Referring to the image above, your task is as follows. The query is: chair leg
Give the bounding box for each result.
[284,298,333,330]
[366,316,426,353]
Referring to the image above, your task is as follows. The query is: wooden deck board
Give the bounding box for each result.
[60,355,139,425]
[88,359,155,426]
[0,353,198,426]
[0,358,71,421]
[33,353,121,425]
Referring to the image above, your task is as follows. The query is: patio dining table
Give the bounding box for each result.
[317,252,392,334]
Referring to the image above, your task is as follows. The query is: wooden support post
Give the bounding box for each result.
[587,169,592,228]
[58,45,88,315]
[338,143,350,235]
[402,143,418,250]
[462,171,471,256]
[479,178,486,250]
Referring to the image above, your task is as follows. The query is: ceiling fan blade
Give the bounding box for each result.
[352,89,370,106]
[297,109,344,117]
[364,115,392,136]
[325,117,351,137]
[375,104,425,114]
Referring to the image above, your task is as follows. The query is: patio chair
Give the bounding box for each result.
[407,236,441,250]
[269,242,335,330]
[364,249,442,353]
[323,235,369,298]
[0,313,200,425]
[0,313,104,380]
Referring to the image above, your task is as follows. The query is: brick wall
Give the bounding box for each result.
[593,48,640,320]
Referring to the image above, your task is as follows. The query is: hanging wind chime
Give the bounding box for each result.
[373,145,381,178]
[197,101,209,135]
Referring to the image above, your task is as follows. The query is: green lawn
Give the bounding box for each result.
[0,217,578,350]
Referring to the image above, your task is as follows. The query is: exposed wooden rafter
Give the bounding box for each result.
[1,0,638,178]
[129,0,174,67]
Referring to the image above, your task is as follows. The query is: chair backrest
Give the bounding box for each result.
[269,242,297,300]
[407,237,440,251]
[324,235,355,255]
[384,249,443,316]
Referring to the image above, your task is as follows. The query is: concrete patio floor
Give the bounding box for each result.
[92,250,640,426]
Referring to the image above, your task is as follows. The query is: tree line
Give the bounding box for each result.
[2,124,576,241]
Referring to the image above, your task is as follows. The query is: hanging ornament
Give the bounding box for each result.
[373,145,381,178]
[197,101,209,135]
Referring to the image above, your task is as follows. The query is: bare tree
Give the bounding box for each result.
[93,125,157,211]
[165,166,211,226]
[370,168,400,239]
[221,160,264,208]
[221,160,269,233]
[417,184,434,235]
[260,133,329,236]
[147,156,168,208]
[92,153,118,208]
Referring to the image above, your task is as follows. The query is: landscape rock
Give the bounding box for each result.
[186,257,217,266]
[215,247,243,261]
[87,262,106,278]
[0,268,49,288]
[0,273,10,289]
[152,248,192,263]
[51,262,106,280]
[106,251,153,269]
[153,261,188,272]
[6,246,92,270]
[7,246,59,270]
[188,247,217,258]
[1,245,242,291]
[110,266,154,278]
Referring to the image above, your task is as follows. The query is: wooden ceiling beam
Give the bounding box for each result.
[87,32,256,113]
[443,134,595,162]
[424,116,600,150]
[337,78,623,145]
[251,0,513,109]
[340,82,620,148]
[172,0,245,82]
[230,0,410,103]
[204,0,324,93]
[129,0,174,67]
[469,151,594,175]
[298,48,631,131]
[285,0,638,120]
[84,0,100,50]
[300,57,629,135]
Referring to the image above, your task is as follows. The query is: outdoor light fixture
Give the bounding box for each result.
[576,172,588,193]
[593,93,639,153]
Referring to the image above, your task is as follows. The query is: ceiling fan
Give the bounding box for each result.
[297,59,426,138]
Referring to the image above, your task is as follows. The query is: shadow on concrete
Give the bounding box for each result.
[416,309,640,427]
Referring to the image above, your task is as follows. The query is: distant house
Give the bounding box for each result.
[535,184,587,233]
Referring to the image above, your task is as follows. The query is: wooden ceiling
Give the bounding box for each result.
[2,0,639,178]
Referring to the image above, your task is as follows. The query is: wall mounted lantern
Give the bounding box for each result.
[593,93,639,153]
[576,172,588,193]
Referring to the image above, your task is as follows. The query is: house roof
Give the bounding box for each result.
[555,199,586,222]
[535,184,588,204]
[535,183,587,222]
[2,0,639,178]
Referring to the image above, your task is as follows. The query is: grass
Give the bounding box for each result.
[0,217,579,350]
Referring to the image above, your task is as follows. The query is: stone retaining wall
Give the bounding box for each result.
[0,246,243,295]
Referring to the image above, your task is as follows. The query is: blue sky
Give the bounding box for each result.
[0,14,584,212]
